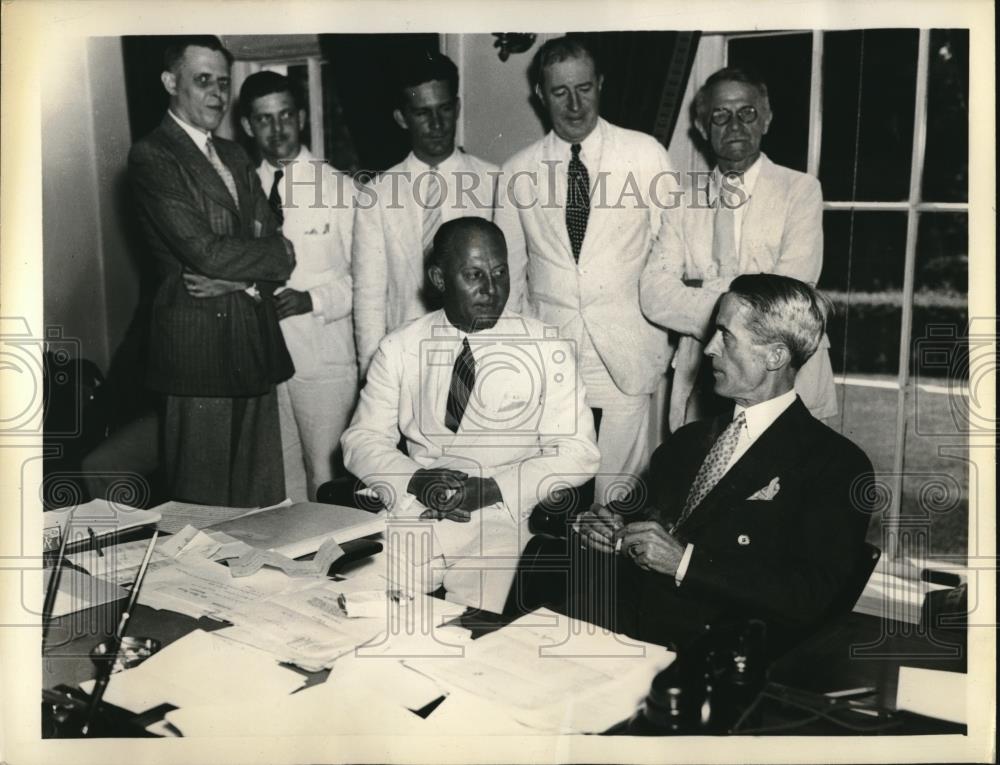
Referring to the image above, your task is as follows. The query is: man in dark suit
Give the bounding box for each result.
[128,36,296,506]
[574,274,874,652]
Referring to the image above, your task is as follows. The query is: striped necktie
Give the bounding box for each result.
[205,135,239,207]
[673,411,747,533]
[566,143,590,261]
[422,169,444,258]
[445,337,476,433]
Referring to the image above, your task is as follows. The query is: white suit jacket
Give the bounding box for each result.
[495,118,674,397]
[640,154,837,422]
[352,149,499,376]
[340,309,600,611]
[258,146,356,379]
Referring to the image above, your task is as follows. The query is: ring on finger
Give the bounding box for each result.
[628,542,642,558]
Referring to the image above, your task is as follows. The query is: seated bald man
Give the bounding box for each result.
[341,217,600,612]
[574,274,875,652]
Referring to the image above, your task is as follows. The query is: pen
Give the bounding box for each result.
[88,527,104,557]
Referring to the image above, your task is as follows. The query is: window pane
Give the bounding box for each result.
[322,61,361,173]
[727,33,811,173]
[821,210,907,377]
[922,30,969,202]
[819,30,918,201]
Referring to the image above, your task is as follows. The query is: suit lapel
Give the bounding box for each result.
[159,116,240,216]
[678,398,809,536]
[537,139,574,262]
[737,155,777,266]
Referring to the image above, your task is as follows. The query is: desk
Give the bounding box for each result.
[43,574,967,738]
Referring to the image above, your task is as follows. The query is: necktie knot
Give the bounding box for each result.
[571,143,582,158]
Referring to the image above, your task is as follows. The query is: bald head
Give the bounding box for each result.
[427,218,510,332]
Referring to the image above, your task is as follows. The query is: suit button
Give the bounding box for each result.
[737,534,750,546]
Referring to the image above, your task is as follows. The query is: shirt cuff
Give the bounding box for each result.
[309,287,326,319]
[674,543,694,586]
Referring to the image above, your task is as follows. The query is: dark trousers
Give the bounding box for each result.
[163,388,285,507]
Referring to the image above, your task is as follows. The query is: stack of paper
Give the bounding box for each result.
[404,608,674,733]
[80,629,305,714]
[151,499,289,535]
[216,579,406,671]
[44,500,161,551]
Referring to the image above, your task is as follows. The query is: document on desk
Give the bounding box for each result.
[403,608,674,733]
[80,629,305,715]
[42,568,129,617]
[896,666,967,724]
[138,554,295,621]
[217,580,389,672]
[163,662,429,737]
[43,500,161,551]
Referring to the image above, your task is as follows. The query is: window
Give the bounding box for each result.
[727,30,971,567]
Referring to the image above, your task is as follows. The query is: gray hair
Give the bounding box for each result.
[693,66,770,131]
[727,274,830,370]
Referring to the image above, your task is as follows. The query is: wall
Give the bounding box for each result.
[443,33,562,166]
[42,37,137,374]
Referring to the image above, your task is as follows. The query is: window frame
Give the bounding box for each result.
[723,29,971,562]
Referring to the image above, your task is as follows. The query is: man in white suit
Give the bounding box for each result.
[353,51,499,378]
[495,36,674,504]
[640,66,837,430]
[342,218,600,613]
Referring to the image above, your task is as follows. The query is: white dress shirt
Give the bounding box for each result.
[675,388,797,584]
[168,110,212,155]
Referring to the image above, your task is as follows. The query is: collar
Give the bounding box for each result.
[259,145,311,187]
[168,110,212,154]
[713,152,765,196]
[733,388,796,443]
[545,117,604,162]
[430,307,520,343]
[406,149,460,174]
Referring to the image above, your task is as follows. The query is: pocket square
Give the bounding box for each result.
[747,477,781,501]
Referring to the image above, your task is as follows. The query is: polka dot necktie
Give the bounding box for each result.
[268,169,284,224]
[445,337,476,433]
[673,411,747,533]
[565,143,590,261]
[205,135,239,207]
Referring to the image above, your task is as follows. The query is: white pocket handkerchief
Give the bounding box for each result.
[747,477,781,501]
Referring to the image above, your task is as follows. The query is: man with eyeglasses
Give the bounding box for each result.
[183,71,358,501]
[128,36,295,507]
[640,66,836,431]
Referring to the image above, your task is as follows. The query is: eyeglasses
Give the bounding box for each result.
[710,105,759,127]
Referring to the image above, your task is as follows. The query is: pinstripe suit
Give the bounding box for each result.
[129,114,295,506]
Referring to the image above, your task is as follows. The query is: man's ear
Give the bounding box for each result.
[393,108,408,132]
[297,108,307,132]
[596,74,605,93]
[160,70,177,97]
[240,116,254,139]
[766,343,791,371]
[427,263,446,293]
[695,117,709,142]
[761,109,773,136]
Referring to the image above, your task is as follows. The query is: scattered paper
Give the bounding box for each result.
[217,580,388,671]
[896,666,966,724]
[80,629,304,714]
[225,536,344,578]
[403,608,673,733]
[42,568,128,617]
